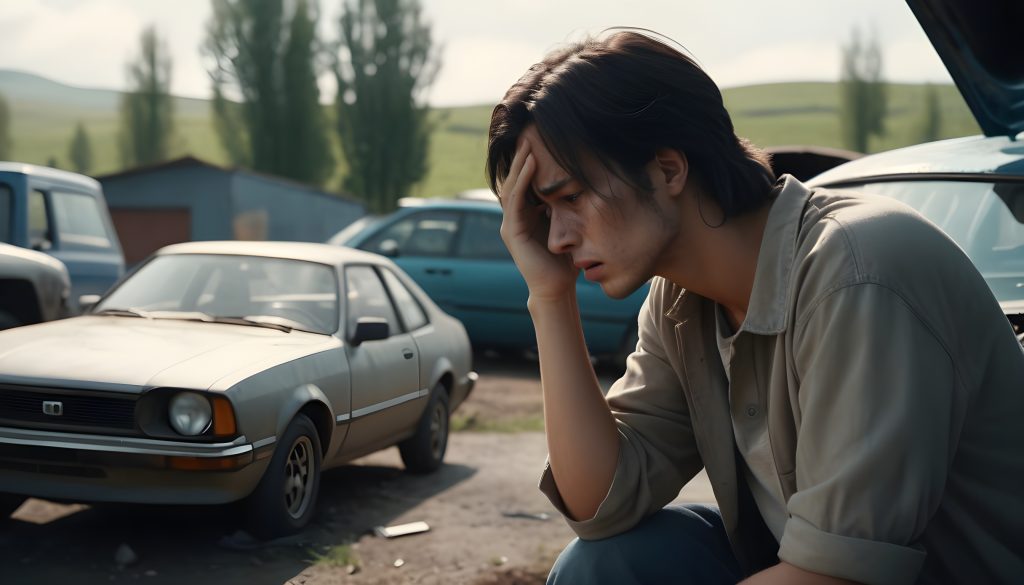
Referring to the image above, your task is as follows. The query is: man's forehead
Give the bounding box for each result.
[518,125,567,178]
[516,125,545,152]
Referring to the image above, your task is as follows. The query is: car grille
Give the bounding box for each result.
[0,385,137,434]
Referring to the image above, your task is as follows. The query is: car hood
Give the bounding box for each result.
[0,316,339,392]
[907,0,1024,138]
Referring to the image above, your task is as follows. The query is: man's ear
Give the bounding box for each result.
[652,148,688,197]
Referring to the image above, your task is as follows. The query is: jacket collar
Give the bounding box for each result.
[665,174,812,334]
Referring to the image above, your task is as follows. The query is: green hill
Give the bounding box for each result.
[0,70,980,198]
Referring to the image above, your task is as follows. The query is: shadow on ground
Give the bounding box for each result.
[0,460,476,585]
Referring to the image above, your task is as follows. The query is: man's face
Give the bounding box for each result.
[516,125,678,299]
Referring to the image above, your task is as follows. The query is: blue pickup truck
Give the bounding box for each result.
[0,162,125,315]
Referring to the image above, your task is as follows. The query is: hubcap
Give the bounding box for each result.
[429,401,447,460]
[283,435,314,519]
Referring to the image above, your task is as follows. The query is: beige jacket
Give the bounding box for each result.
[540,176,1024,584]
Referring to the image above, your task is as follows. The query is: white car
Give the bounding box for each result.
[0,241,476,537]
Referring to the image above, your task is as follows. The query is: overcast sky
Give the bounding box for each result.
[0,0,953,107]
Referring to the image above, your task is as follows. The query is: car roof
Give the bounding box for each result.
[807,134,1024,187]
[0,242,68,273]
[0,161,102,190]
[157,240,387,267]
[397,197,500,211]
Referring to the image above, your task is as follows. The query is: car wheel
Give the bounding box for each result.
[245,413,322,539]
[399,385,449,474]
[0,492,26,520]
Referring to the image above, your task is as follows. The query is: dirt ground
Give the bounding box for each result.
[0,353,713,585]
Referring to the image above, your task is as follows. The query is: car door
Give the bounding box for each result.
[341,264,424,453]
[448,209,534,348]
[27,185,124,307]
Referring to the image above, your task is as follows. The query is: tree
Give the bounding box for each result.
[839,27,887,153]
[203,0,334,186]
[0,92,11,159]
[119,26,176,167]
[915,83,942,143]
[46,156,59,169]
[68,122,93,174]
[333,0,440,213]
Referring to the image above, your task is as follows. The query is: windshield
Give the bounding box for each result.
[327,215,381,246]
[849,180,1024,304]
[96,254,340,334]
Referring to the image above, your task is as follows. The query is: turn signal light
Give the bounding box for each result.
[210,395,237,437]
[167,452,253,471]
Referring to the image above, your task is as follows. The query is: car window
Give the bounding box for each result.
[380,267,428,330]
[51,191,113,249]
[361,211,460,257]
[0,184,11,244]
[345,265,400,337]
[328,215,381,246]
[29,190,52,251]
[455,210,510,260]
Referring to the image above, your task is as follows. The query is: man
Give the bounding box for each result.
[486,31,1024,584]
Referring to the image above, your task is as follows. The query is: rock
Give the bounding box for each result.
[114,543,137,567]
[393,558,405,568]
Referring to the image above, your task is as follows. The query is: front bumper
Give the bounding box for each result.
[0,426,275,505]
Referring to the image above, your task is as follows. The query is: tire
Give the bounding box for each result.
[399,385,450,474]
[245,413,322,539]
[0,492,27,520]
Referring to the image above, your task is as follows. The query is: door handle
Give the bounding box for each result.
[424,267,452,276]
[402,348,415,359]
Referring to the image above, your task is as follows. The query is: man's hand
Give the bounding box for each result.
[497,139,578,302]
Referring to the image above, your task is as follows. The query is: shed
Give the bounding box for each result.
[97,157,365,266]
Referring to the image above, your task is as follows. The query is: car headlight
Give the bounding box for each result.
[169,392,213,436]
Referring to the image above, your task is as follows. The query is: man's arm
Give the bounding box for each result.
[775,281,963,584]
[496,142,620,521]
[529,294,619,521]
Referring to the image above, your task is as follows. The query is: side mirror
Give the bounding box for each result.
[377,239,400,258]
[350,317,389,346]
[78,294,102,313]
[31,238,52,252]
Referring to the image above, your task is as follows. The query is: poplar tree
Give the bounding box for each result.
[839,27,887,153]
[333,0,440,212]
[0,93,11,159]
[119,26,176,167]
[68,123,93,174]
[204,0,334,185]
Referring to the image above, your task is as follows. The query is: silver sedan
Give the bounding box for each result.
[0,241,476,538]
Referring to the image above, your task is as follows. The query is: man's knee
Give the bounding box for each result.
[546,505,742,585]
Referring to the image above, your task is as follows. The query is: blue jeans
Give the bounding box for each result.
[547,504,745,585]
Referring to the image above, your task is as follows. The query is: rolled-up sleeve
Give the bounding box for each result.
[782,282,966,585]
[538,280,704,540]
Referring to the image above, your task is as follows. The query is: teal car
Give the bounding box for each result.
[330,196,648,364]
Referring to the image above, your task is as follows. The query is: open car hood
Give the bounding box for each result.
[907,0,1024,138]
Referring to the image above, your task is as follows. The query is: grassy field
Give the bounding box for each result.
[1,70,980,199]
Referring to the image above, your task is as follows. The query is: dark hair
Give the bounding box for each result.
[486,30,776,220]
